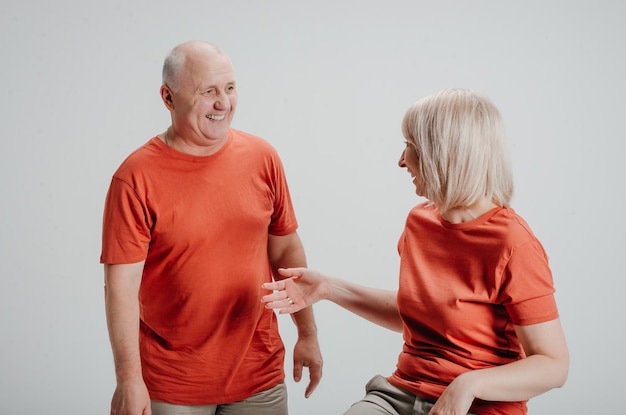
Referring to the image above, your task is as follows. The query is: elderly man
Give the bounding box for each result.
[101,40,322,415]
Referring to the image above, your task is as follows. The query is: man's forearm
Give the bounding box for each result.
[104,263,145,383]
[267,232,319,333]
[290,305,318,336]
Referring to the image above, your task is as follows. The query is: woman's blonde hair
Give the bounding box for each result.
[401,88,514,212]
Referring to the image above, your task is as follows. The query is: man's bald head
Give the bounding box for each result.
[162,41,230,92]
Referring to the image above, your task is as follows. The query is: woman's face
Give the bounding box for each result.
[398,140,424,196]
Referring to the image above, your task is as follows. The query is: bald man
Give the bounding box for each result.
[101,41,322,415]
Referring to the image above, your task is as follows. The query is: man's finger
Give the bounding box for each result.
[304,365,322,398]
[293,360,303,383]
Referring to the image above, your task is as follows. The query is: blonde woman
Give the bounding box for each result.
[262,89,569,415]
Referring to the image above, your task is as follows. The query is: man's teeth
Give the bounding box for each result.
[206,114,225,120]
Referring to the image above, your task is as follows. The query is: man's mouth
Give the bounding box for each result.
[206,114,225,121]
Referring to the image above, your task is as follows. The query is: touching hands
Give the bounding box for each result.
[262,267,326,398]
[261,268,329,313]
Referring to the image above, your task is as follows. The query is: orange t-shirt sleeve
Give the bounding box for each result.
[100,176,151,264]
[500,239,559,326]
[267,154,297,236]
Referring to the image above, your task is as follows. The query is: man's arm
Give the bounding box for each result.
[267,232,323,398]
[104,262,152,415]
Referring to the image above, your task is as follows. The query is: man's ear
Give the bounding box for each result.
[160,85,174,109]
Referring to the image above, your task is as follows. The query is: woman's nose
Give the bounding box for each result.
[398,150,406,168]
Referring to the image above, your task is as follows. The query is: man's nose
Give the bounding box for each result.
[214,92,229,110]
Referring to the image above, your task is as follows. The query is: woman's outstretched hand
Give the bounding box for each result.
[262,267,329,314]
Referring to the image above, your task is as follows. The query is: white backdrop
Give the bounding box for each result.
[1,1,624,413]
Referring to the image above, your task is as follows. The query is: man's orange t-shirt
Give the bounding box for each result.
[100,130,297,404]
[389,203,559,415]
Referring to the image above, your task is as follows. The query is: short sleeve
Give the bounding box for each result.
[500,239,559,325]
[267,152,298,236]
[100,176,151,264]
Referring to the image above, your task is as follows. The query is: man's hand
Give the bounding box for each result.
[292,332,323,398]
[110,379,152,415]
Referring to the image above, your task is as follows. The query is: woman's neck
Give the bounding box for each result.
[440,199,499,224]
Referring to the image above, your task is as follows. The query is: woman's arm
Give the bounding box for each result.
[429,318,569,414]
[262,267,403,332]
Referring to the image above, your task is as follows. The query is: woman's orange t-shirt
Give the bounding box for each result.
[101,130,297,404]
[389,203,559,415]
